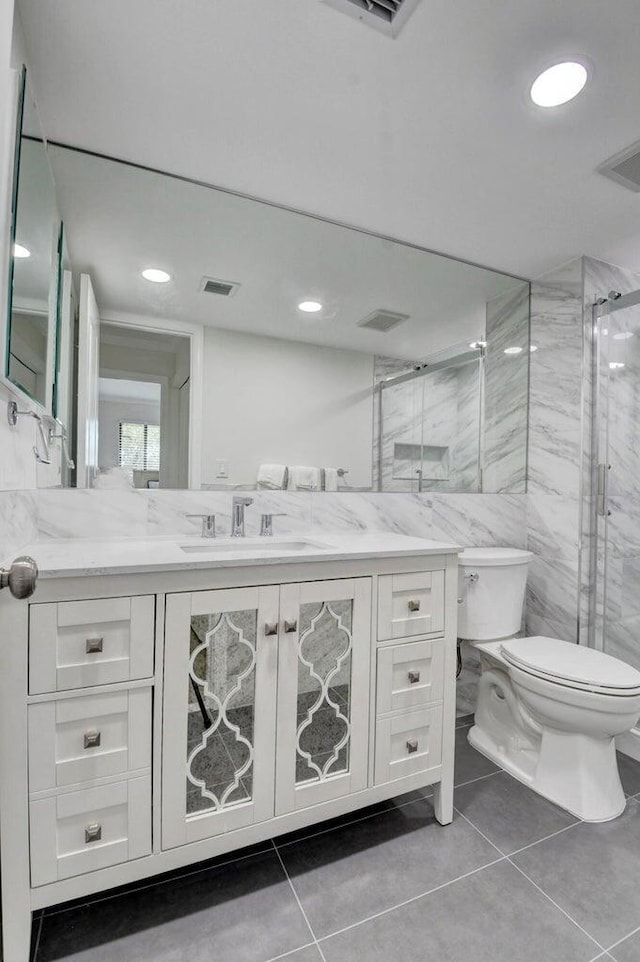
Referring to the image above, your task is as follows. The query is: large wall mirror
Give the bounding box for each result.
[41,141,530,493]
[5,69,63,413]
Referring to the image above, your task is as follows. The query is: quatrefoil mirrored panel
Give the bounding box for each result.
[295,599,354,785]
[186,608,257,815]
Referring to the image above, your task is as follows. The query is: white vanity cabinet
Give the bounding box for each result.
[0,540,459,962]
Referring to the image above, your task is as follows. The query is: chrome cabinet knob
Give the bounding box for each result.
[407,670,421,684]
[0,556,38,599]
[408,599,421,612]
[406,738,419,754]
[264,622,278,636]
[83,730,101,749]
[85,822,102,844]
[284,619,297,633]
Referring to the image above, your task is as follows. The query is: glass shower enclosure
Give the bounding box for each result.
[592,286,640,673]
[375,346,484,493]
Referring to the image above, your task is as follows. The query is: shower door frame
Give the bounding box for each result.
[375,347,484,493]
[589,286,640,758]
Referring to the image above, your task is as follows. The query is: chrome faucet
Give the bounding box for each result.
[231,496,254,537]
[186,513,217,538]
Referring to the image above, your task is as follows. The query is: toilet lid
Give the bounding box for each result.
[500,637,640,693]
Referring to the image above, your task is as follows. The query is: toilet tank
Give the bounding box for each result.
[457,547,533,641]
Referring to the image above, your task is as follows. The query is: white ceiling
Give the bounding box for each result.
[99,377,161,405]
[15,0,640,280]
[47,143,519,359]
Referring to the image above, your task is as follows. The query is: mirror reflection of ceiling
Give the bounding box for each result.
[98,377,161,404]
[48,145,523,361]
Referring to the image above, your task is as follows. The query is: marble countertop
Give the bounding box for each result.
[16,532,461,579]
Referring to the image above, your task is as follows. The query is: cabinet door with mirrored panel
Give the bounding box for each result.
[162,586,279,849]
[275,578,372,814]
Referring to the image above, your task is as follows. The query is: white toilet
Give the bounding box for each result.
[459,547,640,822]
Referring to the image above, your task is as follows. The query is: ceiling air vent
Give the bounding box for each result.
[598,140,640,193]
[357,309,410,333]
[200,276,240,297]
[321,0,422,37]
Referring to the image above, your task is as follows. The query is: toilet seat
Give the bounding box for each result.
[500,637,640,696]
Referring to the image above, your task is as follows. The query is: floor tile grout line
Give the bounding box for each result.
[605,917,640,955]
[314,856,506,945]
[31,910,44,962]
[42,774,502,918]
[275,770,501,852]
[507,859,606,955]
[507,819,582,857]
[452,806,507,857]
[454,806,606,955]
[271,840,328,962]
[40,843,275,916]
[453,769,501,791]
[263,940,321,962]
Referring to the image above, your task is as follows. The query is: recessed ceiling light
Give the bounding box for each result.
[142,268,171,283]
[613,331,633,340]
[13,243,30,258]
[530,62,587,107]
[609,361,625,370]
[298,300,323,313]
[530,345,538,352]
[504,346,524,355]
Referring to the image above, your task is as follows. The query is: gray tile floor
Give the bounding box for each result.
[29,720,640,962]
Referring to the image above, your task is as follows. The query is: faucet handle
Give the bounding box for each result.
[186,513,217,538]
[233,496,254,507]
[260,512,286,537]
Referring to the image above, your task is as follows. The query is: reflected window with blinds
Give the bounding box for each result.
[119,421,161,471]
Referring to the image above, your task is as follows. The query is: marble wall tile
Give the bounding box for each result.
[526,494,580,562]
[428,493,526,548]
[0,490,38,562]
[526,554,580,642]
[35,490,149,541]
[309,492,435,536]
[528,264,583,498]
[308,491,527,550]
[526,260,584,644]
[483,282,530,493]
[147,489,312,539]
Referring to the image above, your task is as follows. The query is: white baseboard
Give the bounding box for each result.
[616,727,640,762]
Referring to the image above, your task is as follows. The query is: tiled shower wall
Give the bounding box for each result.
[525,256,640,649]
[373,358,481,493]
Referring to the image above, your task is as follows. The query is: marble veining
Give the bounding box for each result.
[483,282,530,493]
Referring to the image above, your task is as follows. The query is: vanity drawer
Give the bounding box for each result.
[29,775,151,886]
[374,706,442,785]
[29,596,155,694]
[376,639,444,714]
[377,571,445,641]
[28,688,152,793]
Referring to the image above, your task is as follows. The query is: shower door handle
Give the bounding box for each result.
[597,463,611,517]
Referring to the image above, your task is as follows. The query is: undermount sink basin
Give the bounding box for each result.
[179,539,331,555]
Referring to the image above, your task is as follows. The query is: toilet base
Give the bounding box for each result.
[468,722,626,822]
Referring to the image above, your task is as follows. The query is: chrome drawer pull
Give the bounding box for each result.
[284,619,297,633]
[264,622,278,636]
[406,738,419,754]
[85,822,102,844]
[85,637,104,654]
[83,730,101,749]
[408,600,421,612]
[407,670,421,684]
